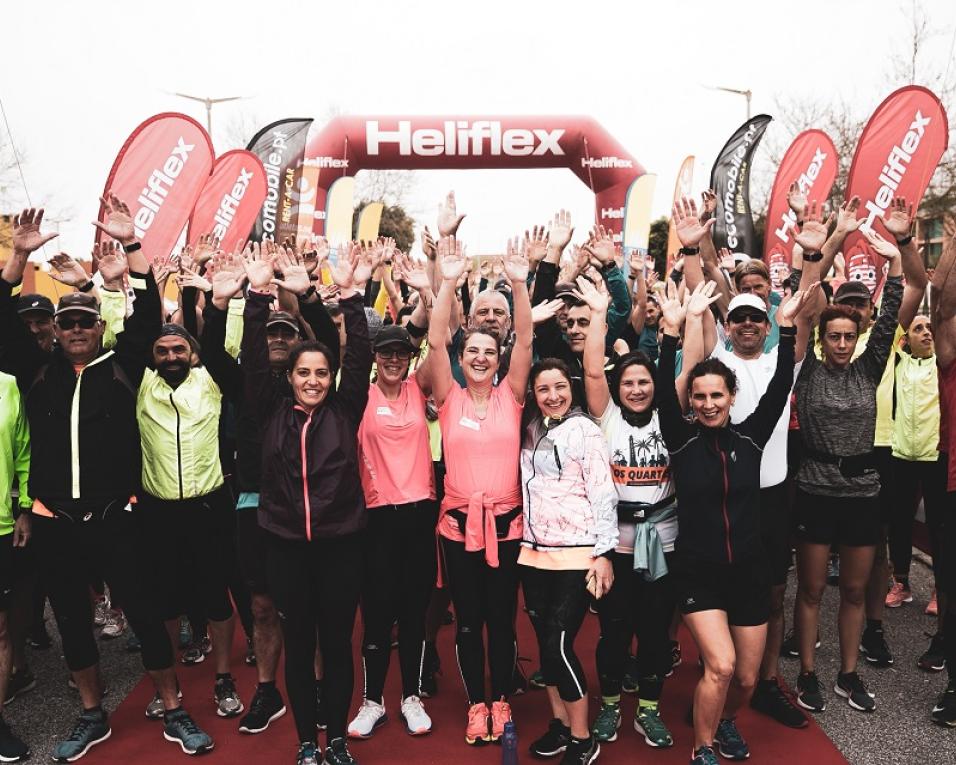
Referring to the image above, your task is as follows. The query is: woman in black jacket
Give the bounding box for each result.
[656,280,812,765]
[243,243,379,765]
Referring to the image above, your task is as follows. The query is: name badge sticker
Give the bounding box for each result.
[376,406,393,416]
[459,417,480,431]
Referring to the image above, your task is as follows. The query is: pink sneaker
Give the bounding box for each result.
[926,590,939,616]
[885,580,913,608]
[490,698,512,742]
[465,703,490,746]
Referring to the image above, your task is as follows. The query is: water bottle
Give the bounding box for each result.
[501,720,518,765]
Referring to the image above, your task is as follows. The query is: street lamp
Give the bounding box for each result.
[170,92,246,136]
[703,84,753,120]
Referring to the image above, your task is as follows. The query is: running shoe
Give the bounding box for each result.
[347,699,387,739]
[931,682,956,727]
[529,717,570,757]
[926,590,939,616]
[92,597,109,628]
[860,626,894,667]
[163,708,214,754]
[884,580,912,608]
[796,671,826,713]
[178,617,192,649]
[668,640,682,676]
[918,634,946,672]
[560,735,599,764]
[591,701,621,742]
[181,636,212,665]
[834,671,875,712]
[490,698,512,742]
[750,677,808,728]
[145,689,182,720]
[99,610,126,640]
[634,707,673,747]
[3,668,35,705]
[780,628,821,658]
[27,625,51,650]
[826,555,839,586]
[214,675,244,717]
[323,737,357,765]
[245,637,256,667]
[316,682,327,731]
[691,745,720,765]
[52,709,111,762]
[239,684,286,733]
[465,703,491,746]
[297,742,320,765]
[529,670,547,690]
[420,643,441,698]
[400,695,432,735]
[714,718,749,760]
[0,715,29,762]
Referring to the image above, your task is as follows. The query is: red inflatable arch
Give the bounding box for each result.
[304,115,646,238]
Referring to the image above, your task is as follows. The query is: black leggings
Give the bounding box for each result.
[441,538,520,704]
[596,551,675,701]
[33,505,172,672]
[521,565,590,702]
[887,455,948,582]
[265,529,363,744]
[360,502,437,701]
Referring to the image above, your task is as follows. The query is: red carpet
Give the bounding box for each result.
[95,606,848,764]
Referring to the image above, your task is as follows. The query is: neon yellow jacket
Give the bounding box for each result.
[136,367,223,500]
[891,349,940,462]
[0,372,30,535]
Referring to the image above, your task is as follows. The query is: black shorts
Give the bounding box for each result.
[759,482,791,586]
[0,534,13,611]
[671,553,770,627]
[237,499,269,596]
[874,446,894,525]
[794,489,880,547]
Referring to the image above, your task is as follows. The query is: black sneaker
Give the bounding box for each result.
[918,634,946,672]
[0,716,29,762]
[780,628,820,658]
[665,641,681,677]
[420,643,441,698]
[714,718,749,760]
[750,677,808,728]
[931,682,956,727]
[323,736,357,765]
[315,683,327,731]
[239,684,287,733]
[3,668,36,705]
[796,671,826,713]
[245,638,256,667]
[691,745,720,765]
[297,741,321,765]
[559,735,599,764]
[860,626,894,667]
[214,675,244,717]
[529,717,571,758]
[834,671,875,712]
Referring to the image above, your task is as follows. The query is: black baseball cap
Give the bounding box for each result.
[266,311,300,335]
[17,294,55,316]
[834,280,873,304]
[54,292,100,317]
[373,325,416,353]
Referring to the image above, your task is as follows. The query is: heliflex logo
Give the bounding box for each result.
[365,120,565,157]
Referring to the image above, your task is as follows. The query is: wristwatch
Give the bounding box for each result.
[803,251,823,262]
[678,247,700,256]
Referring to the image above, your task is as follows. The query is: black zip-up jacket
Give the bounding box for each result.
[657,326,796,564]
[201,295,340,493]
[244,291,371,541]
[0,271,161,517]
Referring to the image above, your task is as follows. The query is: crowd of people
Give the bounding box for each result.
[0,185,953,765]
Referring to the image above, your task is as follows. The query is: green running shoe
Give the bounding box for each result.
[634,707,673,748]
[52,709,111,762]
[591,701,621,742]
[163,709,214,755]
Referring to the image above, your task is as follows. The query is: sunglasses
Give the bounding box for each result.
[728,311,766,324]
[376,349,412,361]
[56,315,98,330]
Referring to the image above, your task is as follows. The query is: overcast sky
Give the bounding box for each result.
[3,0,955,258]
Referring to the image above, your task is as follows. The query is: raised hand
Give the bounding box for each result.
[437,236,467,282]
[151,250,177,287]
[573,275,610,314]
[91,241,128,285]
[437,191,466,237]
[352,241,385,286]
[177,267,212,294]
[242,242,275,291]
[777,282,821,326]
[327,242,358,289]
[673,196,715,248]
[531,298,565,325]
[393,251,431,292]
[685,280,721,317]
[628,249,643,279]
[659,280,686,333]
[700,189,718,220]
[547,209,574,252]
[787,181,808,219]
[525,225,549,265]
[193,233,221,266]
[881,196,914,240]
[379,236,397,265]
[421,226,437,260]
[793,200,831,252]
[835,196,863,235]
[12,208,58,256]
[272,247,312,295]
[92,192,136,245]
[503,236,530,282]
[583,225,616,265]
[861,227,901,261]
[718,247,736,271]
[48,253,90,288]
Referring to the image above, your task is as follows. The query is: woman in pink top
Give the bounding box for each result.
[417,235,533,746]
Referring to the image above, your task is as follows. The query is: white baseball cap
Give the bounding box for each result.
[726,293,768,318]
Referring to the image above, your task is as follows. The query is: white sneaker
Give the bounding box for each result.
[146,689,183,719]
[400,695,432,735]
[347,698,387,739]
[93,597,110,627]
[100,610,127,639]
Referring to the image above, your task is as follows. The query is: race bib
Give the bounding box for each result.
[459,417,480,431]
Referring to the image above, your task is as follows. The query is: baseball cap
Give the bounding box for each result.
[373,325,416,353]
[55,292,100,317]
[833,280,873,304]
[726,293,768,318]
[266,311,300,335]
[17,294,55,315]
